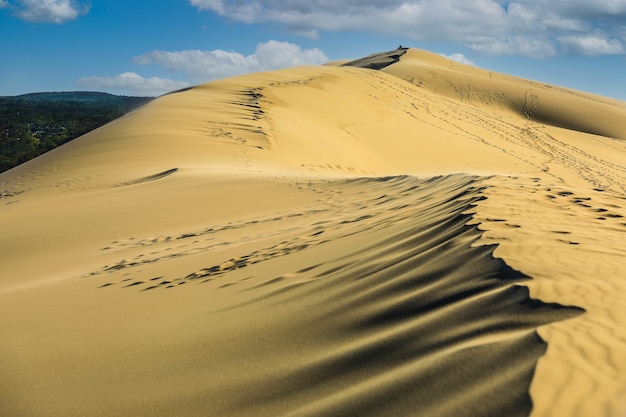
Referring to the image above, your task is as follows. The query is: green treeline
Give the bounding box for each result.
[0,92,153,173]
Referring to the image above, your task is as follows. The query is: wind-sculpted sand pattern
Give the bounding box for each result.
[1,47,624,417]
[472,176,626,417]
[80,175,583,417]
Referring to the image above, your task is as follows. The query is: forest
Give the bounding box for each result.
[0,92,153,173]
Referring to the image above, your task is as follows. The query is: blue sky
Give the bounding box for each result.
[1,0,625,100]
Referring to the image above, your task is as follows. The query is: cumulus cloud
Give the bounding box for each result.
[133,40,329,82]
[558,34,624,56]
[76,72,189,97]
[76,41,325,96]
[5,0,90,23]
[440,52,474,66]
[468,35,558,58]
[190,0,626,58]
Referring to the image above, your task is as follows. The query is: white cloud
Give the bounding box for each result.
[76,72,189,97]
[468,35,558,59]
[440,52,474,66]
[558,35,624,56]
[134,40,329,82]
[545,0,626,18]
[190,0,626,58]
[76,41,326,96]
[255,40,328,68]
[6,0,90,23]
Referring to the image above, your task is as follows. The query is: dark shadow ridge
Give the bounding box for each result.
[342,47,409,70]
[211,175,584,417]
[97,174,584,416]
[117,167,178,186]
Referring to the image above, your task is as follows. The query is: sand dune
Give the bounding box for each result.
[1,48,625,416]
[379,48,626,141]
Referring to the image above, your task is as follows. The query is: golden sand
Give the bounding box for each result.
[1,48,625,416]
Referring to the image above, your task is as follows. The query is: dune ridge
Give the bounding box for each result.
[1,48,625,416]
[380,49,626,141]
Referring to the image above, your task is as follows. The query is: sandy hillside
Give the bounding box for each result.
[1,48,625,417]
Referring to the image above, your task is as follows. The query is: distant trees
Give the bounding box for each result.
[0,92,153,172]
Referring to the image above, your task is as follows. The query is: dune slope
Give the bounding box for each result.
[0,175,582,417]
[1,48,625,416]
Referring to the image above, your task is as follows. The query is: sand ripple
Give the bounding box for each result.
[24,175,580,417]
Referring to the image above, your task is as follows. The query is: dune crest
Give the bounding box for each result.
[1,48,625,416]
[381,48,626,140]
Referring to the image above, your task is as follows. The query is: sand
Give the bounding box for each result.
[1,48,625,416]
